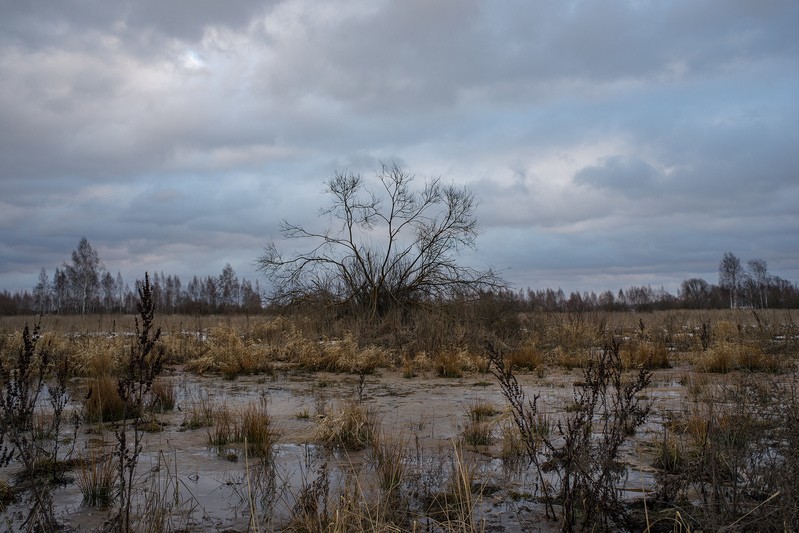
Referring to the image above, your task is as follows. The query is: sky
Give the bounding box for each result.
[1,0,798,296]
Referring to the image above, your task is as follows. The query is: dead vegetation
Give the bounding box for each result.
[0,307,796,531]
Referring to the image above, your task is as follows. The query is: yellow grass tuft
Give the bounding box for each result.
[184,327,272,377]
[620,340,671,369]
[315,401,380,450]
[692,340,784,373]
[83,375,127,423]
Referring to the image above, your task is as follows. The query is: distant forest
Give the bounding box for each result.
[1,238,797,315]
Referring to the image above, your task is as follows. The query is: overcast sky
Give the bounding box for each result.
[1,0,798,296]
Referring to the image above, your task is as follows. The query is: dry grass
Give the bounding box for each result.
[67,334,127,378]
[158,331,206,364]
[499,419,525,465]
[425,444,483,531]
[652,428,686,474]
[369,432,408,493]
[462,419,493,447]
[278,331,393,374]
[462,400,497,447]
[207,399,279,459]
[315,401,380,450]
[185,327,272,377]
[692,340,786,373]
[148,377,175,411]
[620,340,672,369]
[83,374,127,423]
[75,446,115,507]
[505,341,545,371]
[553,345,590,369]
[240,399,280,457]
[465,399,497,422]
[207,402,236,448]
[181,389,214,429]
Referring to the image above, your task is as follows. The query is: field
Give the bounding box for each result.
[0,307,797,532]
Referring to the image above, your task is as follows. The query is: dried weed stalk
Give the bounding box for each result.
[488,337,652,532]
[113,273,164,531]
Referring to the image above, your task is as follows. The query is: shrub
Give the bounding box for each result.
[489,338,652,531]
[0,321,72,531]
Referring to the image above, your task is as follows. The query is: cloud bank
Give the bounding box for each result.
[1,0,798,294]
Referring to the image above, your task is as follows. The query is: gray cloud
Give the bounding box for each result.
[1,0,797,294]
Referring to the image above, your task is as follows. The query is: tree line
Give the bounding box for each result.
[0,237,262,315]
[2,163,798,317]
[515,252,798,312]
[3,241,795,316]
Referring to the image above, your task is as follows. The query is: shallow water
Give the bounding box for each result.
[0,365,689,531]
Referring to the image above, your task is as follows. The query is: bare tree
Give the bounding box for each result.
[719,252,744,309]
[257,164,502,317]
[748,258,770,309]
[32,268,50,314]
[52,268,68,314]
[64,237,103,314]
[680,278,711,309]
[101,271,116,311]
[218,263,240,310]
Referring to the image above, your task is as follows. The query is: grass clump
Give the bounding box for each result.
[207,403,236,447]
[315,401,380,450]
[147,377,175,411]
[157,331,205,364]
[462,419,493,447]
[83,375,127,423]
[499,419,525,466]
[423,444,482,530]
[240,400,280,458]
[505,341,545,371]
[620,340,671,369]
[692,340,785,373]
[553,346,590,369]
[75,447,115,507]
[181,389,214,429]
[466,399,497,421]
[462,399,497,447]
[185,327,272,378]
[369,432,408,494]
[208,399,279,459]
[434,349,465,378]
